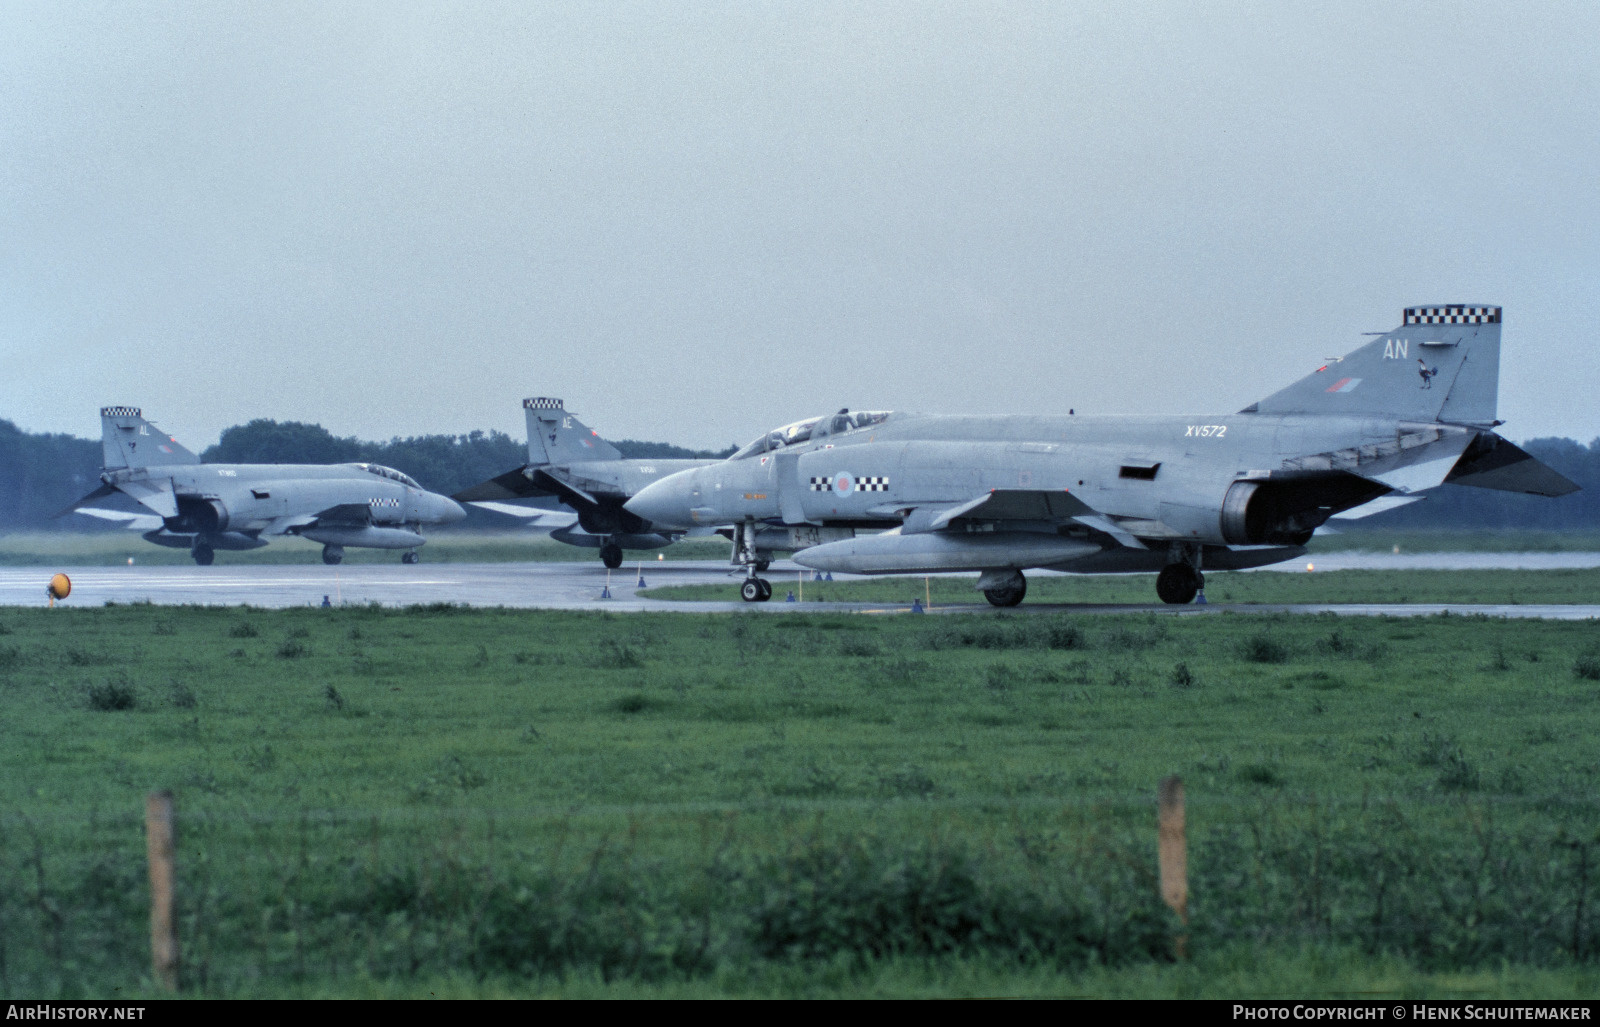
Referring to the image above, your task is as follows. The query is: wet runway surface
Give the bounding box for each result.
[4,558,1598,619]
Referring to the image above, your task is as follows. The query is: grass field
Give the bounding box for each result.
[646,567,1600,606]
[0,530,733,567]
[6,528,1600,567]
[4,601,1600,997]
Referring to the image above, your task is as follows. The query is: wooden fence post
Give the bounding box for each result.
[1158,774,1189,960]
[145,791,179,992]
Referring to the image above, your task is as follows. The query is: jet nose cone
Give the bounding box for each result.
[625,476,695,530]
[435,494,467,524]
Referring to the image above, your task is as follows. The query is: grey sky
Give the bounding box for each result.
[5,1,1598,453]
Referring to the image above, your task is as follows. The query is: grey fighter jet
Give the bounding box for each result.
[453,398,716,569]
[57,408,466,565]
[626,304,1578,605]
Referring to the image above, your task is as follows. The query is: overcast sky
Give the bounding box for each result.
[5,1,1598,452]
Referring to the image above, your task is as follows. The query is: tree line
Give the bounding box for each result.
[0,416,1594,533]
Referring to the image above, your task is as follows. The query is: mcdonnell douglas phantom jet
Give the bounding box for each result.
[58,407,466,564]
[625,304,1578,604]
[453,398,716,569]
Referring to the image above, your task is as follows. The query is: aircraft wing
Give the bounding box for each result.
[263,513,320,536]
[311,503,373,526]
[907,488,1147,549]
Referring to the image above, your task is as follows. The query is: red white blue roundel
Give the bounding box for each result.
[832,471,855,495]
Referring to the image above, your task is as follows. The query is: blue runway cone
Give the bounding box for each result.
[321,595,331,608]
[785,590,796,602]
[825,572,834,581]
[637,573,647,587]
[600,585,612,599]
[1194,590,1207,605]
[911,598,924,613]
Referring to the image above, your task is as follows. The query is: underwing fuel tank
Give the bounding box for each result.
[298,526,428,550]
[795,530,1100,575]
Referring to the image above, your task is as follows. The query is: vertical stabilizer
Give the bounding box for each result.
[1248,306,1502,425]
[522,398,622,466]
[100,407,201,470]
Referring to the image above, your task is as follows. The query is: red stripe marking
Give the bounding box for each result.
[1325,377,1352,393]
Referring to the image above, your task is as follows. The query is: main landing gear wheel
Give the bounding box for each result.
[1156,564,1202,605]
[983,577,1027,608]
[191,544,215,566]
[401,550,419,565]
[741,578,773,602]
[322,545,344,566]
[600,543,624,570]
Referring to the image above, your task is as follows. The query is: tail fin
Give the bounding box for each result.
[522,398,621,466]
[1247,305,1502,425]
[100,407,201,470]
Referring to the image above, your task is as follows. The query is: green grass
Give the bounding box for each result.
[11,528,1600,568]
[0,530,732,566]
[646,568,1600,606]
[4,604,1600,997]
[1312,530,1600,553]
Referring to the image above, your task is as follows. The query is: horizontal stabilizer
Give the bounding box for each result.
[453,467,546,502]
[70,506,165,531]
[51,482,119,519]
[1445,435,1580,497]
[468,501,580,528]
[1329,494,1426,520]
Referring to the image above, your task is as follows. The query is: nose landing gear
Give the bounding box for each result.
[732,518,772,602]
[599,541,624,570]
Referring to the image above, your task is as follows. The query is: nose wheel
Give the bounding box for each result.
[322,545,344,566]
[731,517,773,601]
[401,550,419,565]
[600,542,624,569]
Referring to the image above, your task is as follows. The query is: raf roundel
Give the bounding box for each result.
[832,472,855,496]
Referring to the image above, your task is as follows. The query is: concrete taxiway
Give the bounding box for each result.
[3,559,1597,620]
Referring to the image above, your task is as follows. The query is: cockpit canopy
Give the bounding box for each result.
[729,410,891,460]
[352,463,420,488]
